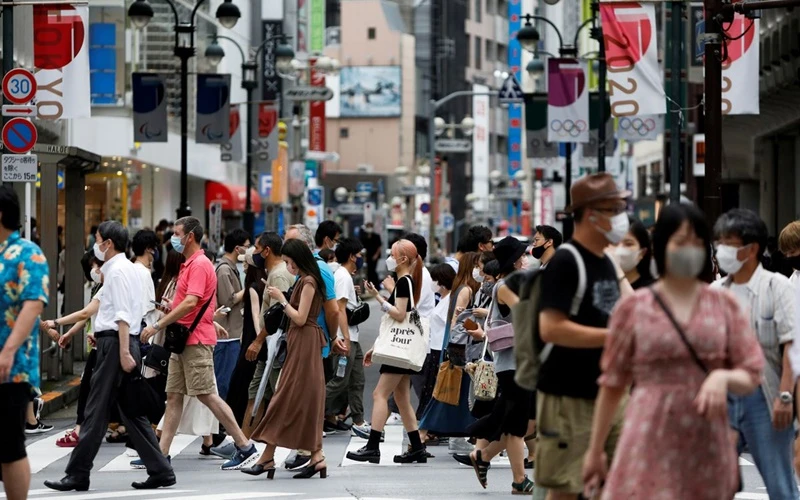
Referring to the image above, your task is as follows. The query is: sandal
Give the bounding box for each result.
[105,429,128,443]
[469,449,491,489]
[511,475,534,495]
[56,430,79,448]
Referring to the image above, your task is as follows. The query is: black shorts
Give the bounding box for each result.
[0,382,31,464]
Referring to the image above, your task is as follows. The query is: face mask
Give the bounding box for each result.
[171,234,185,253]
[614,246,641,273]
[472,268,484,283]
[480,281,494,295]
[593,212,630,245]
[531,244,547,260]
[430,281,440,293]
[90,268,102,283]
[356,256,364,270]
[786,255,800,270]
[93,242,106,261]
[252,252,266,269]
[667,246,706,278]
[716,244,747,275]
[386,256,398,272]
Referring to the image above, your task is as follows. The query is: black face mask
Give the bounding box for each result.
[786,255,800,270]
[531,244,548,260]
[253,252,266,269]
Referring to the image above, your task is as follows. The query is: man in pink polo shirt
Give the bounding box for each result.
[141,217,257,470]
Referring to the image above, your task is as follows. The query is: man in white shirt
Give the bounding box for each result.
[131,230,160,328]
[45,222,174,492]
[324,237,367,433]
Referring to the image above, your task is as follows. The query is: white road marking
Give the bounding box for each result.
[100,434,197,472]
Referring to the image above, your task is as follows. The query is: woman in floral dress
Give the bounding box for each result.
[582,203,764,500]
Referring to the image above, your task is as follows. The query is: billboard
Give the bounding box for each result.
[339,66,401,118]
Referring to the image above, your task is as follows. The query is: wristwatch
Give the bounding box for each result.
[780,391,793,404]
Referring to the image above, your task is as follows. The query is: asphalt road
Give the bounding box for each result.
[24,302,774,499]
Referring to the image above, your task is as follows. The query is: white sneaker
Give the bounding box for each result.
[126,448,139,457]
[386,412,403,426]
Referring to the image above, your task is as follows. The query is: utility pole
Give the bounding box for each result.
[669,0,683,204]
[2,2,13,133]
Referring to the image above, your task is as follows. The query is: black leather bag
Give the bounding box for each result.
[346,300,370,326]
[119,373,166,424]
[262,288,292,335]
[142,343,171,375]
[163,297,213,354]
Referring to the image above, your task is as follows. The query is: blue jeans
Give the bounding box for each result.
[729,387,799,499]
[213,340,241,401]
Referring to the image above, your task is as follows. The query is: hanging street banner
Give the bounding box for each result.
[472,84,490,213]
[721,15,759,114]
[255,102,280,175]
[309,0,325,53]
[309,60,326,154]
[580,95,615,166]
[600,2,665,117]
[506,0,523,180]
[196,74,231,144]
[616,115,663,142]
[261,21,283,101]
[33,4,91,119]
[132,73,167,143]
[547,59,590,144]
[221,104,243,162]
[525,97,559,159]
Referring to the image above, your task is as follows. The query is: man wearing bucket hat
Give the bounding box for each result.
[534,173,632,499]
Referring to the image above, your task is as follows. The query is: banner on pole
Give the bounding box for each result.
[132,73,167,143]
[255,102,280,174]
[33,4,91,119]
[600,2,665,117]
[472,84,490,213]
[309,61,326,153]
[526,98,559,159]
[721,16,759,115]
[196,74,231,144]
[547,59,590,144]
[261,21,283,101]
[616,115,663,142]
[221,104,243,162]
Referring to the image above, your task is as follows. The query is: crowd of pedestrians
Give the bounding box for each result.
[7,171,800,499]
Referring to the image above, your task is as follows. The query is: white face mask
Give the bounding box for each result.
[716,244,747,275]
[472,267,484,283]
[386,256,398,272]
[93,241,106,261]
[614,246,641,273]
[430,281,440,293]
[593,212,630,245]
[90,268,102,283]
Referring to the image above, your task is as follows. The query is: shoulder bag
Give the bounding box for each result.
[347,297,371,326]
[163,297,213,354]
[485,283,515,351]
[263,287,293,335]
[372,276,430,371]
[470,337,498,401]
[651,289,743,493]
[432,288,466,406]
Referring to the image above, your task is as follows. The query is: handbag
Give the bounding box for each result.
[486,281,515,351]
[651,289,743,493]
[143,343,170,375]
[347,299,371,326]
[372,276,430,371]
[263,288,292,335]
[119,372,166,424]
[432,361,463,406]
[164,297,213,354]
[471,338,497,402]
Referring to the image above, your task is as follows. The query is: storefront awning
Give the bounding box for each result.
[206,181,261,213]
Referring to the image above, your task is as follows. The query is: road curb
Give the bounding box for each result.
[40,376,81,418]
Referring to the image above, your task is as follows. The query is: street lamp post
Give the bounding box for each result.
[128,0,242,220]
[427,90,496,259]
[204,35,294,236]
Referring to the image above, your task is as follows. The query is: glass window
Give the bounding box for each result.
[368,27,376,39]
[475,36,482,70]
[475,0,482,22]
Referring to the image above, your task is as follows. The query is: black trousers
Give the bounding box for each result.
[75,349,98,426]
[65,334,171,480]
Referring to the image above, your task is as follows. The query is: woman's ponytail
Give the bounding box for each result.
[411,255,423,305]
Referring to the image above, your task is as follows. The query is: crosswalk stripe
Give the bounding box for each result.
[166,493,298,500]
[100,434,198,472]
[739,456,755,466]
[33,490,194,500]
[735,494,769,499]
[0,489,53,498]
[27,437,74,474]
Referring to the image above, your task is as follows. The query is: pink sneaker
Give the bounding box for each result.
[56,430,79,447]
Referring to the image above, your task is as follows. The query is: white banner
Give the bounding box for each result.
[220,105,243,162]
[547,59,590,144]
[721,16,759,115]
[472,84,490,213]
[600,2,665,117]
[33,4,91,119]
[615,115,663,142]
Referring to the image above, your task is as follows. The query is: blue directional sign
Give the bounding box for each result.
[356,182,373,194]
[308,187,322,206]
[443,213,455,232]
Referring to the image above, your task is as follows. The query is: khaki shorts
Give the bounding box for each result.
[534,391,626,494]
[247,361,281,400]
[166,344,216,397]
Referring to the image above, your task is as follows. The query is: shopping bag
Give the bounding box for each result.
[371,276,430,371]
[432,361,463,406]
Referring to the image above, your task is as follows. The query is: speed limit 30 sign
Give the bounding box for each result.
[2,68,37,105]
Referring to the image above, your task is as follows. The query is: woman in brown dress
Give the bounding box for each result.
[241,238,328,480]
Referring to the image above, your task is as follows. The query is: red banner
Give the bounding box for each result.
[309,61,326,153]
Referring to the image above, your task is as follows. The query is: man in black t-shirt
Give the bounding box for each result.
[534,173,633,499]
[360,223,382,287]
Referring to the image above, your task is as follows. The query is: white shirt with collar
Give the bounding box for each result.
[418,266,436,318]
[133,261,157,328]
[95,252,144,335]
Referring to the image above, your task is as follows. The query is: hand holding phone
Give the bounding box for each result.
[463,318,478,331]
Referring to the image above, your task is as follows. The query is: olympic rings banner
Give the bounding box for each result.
[721,14,759,114]
[547,59,590,144]
[600,2,665,117]
[616,115,663,142]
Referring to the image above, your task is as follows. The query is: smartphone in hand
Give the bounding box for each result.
[463,318,478,331]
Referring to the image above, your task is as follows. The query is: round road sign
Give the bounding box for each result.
[420,202,431,214]
[2,68,37,105]
[2,118,38,154]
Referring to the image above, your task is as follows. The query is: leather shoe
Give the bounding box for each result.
[346,446,381,464]
[131,472,176,490]
[44,475,90,492]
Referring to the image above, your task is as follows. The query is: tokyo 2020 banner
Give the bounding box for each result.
[600,2,665,117]
[721,13,759,115]
[547,59,590,144]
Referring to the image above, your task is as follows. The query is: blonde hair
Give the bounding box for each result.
[392,239,422,304]
[779,221,800,254]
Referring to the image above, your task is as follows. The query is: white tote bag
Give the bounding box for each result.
[372,276,430,371]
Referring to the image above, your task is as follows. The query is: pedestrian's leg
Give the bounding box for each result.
[370,374,404,434]
[325,353,349,421]
[348,343,366,425]
[160,352,188,456]
[0,383,31,500]
[76,348,98,427]
[387,393,400,416]
[1,458,30,500]
[65,338,119,479]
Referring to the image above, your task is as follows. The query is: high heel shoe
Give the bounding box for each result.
[292,460,327,479]
[241,459,276,479]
